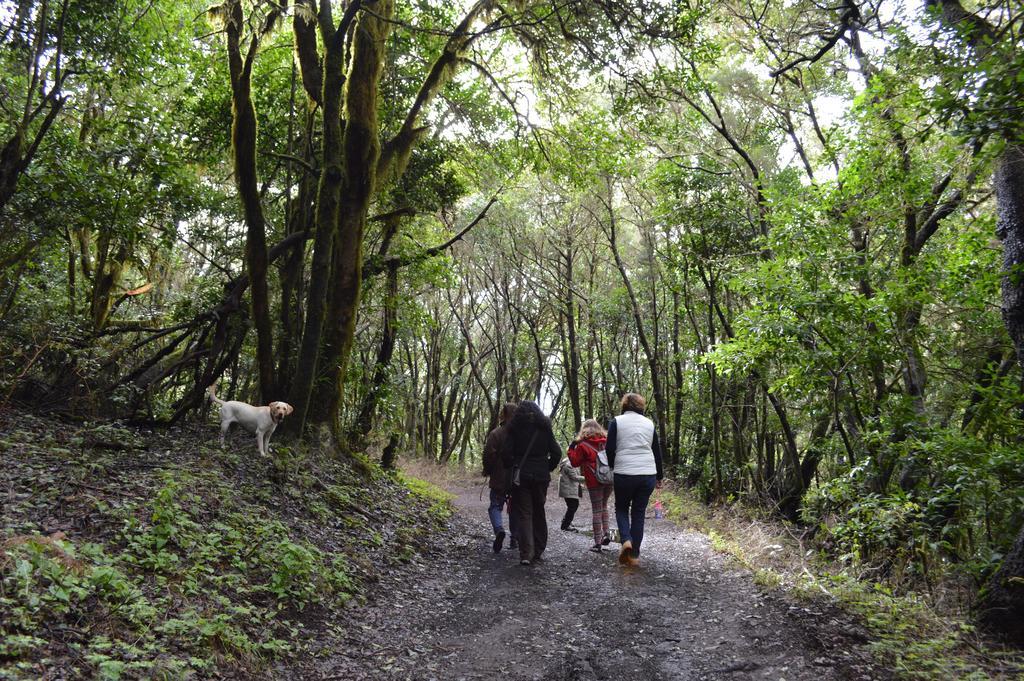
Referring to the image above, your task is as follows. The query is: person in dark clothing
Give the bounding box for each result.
[482,402,519,553]
[502,401,562,565]
[606,392,664,566]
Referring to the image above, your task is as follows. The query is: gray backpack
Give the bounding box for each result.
[594,448,614,485]
[581,440,613,485]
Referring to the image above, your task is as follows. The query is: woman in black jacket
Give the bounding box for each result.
[502,401,561,565]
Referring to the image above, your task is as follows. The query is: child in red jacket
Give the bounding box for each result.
[567,419,612,552]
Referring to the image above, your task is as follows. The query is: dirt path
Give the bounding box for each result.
[295,484,887,680]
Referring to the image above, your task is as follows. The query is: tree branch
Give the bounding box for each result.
[378,0,496,181]
[364,195,498,277]
[267,150,317,175]
[770,0,861,78]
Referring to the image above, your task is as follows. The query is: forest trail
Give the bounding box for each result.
[291,483,888,681]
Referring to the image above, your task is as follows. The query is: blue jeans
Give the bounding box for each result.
[614,474,656,556]
[488,488,517,538]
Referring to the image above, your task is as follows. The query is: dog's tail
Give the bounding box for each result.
[206,386,224,405]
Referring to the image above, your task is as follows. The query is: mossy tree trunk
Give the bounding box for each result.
[288,0,359,435]
[298,0,501,437]
[277,8,323,398]
[304,0,394,433]
[89,235,130,333]
[224,0,279,403]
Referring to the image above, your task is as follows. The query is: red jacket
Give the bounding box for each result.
[567,436,608,490]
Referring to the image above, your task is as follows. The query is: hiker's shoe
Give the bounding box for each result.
[589,545,602,553]
[519,558,531,566]
[493,530,505,554]
[618,540,634,566]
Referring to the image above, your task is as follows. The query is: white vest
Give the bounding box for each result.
[613,411,656,475]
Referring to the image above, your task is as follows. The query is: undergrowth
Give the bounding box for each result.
[399,474,456,522]
[660,485,1024,680]
[0,412,453,680]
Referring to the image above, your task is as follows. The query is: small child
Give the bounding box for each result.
[567,419,611,552]
[557,456,585,531]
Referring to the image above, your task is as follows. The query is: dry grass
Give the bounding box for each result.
[660,483,1024,679]
[660,482,827,587]
[0,532,84,573]
[396,456,480,492]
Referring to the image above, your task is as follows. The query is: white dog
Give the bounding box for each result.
[207,387,293,456]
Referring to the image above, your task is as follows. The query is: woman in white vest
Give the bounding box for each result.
[607,392,664,566]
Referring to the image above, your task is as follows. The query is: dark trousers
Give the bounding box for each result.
[510,479,549,561]
[614,474,656,556]
[561,498,579,529]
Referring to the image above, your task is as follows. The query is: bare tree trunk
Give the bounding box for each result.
[707,278,722,498]
[977,518,1024,645]
[562,248,582,428]
[995,144,1024,370]
[603,177,669,457]
[351,261,399,441]
[671,288,684,466]
[0,0,68,224]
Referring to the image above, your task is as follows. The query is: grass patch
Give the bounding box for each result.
[816,575,1006,680]
[399,474,456,522]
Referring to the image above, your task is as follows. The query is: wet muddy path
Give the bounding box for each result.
[290,484,887,680]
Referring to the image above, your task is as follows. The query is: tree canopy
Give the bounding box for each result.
[1,0,1023,643]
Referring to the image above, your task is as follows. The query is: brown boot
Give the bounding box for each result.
[618,540,633,565]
